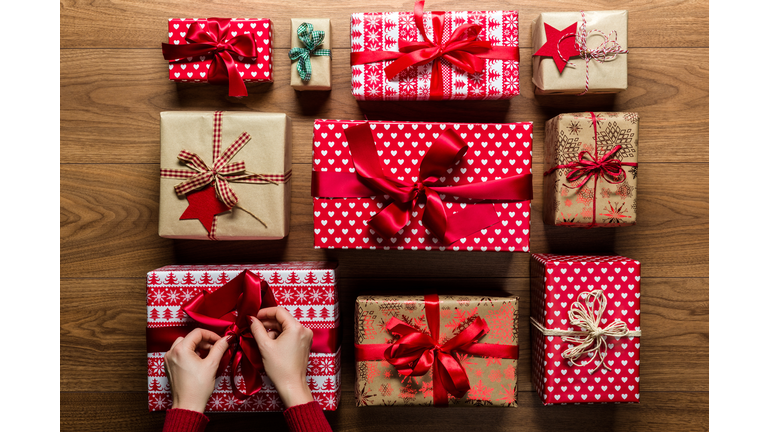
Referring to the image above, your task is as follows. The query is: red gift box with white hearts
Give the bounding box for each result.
[530,254,641,405]
[146,263,340,412]
[166,18,273,84]
[350,5,520,101]
[311,119,533,252]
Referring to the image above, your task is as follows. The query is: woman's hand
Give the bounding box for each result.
[249,307,315,408]
[164,328,231,413]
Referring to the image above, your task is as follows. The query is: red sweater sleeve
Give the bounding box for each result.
[162,408,209,432]
[283,401,332,432]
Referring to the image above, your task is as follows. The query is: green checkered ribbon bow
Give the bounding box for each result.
[289,22,331,82]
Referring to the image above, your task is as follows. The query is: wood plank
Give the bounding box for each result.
[60,162,708,279]
[61,277,708,393]
[60,48,709,164]
[60,0,709,49]
[60,390,708,432]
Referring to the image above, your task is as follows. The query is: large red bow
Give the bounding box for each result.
[350,1,520,100]
[311,122,532,244]
[356,294,518,406]
[162,18,258,97]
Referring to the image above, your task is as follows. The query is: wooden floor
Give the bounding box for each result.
[60,1,709,431]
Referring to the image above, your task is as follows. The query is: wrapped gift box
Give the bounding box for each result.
[543,112,639,227]
[350,1,520,100]
[290,18,332,90]
[530,254,641,405]
[147,263,341,412]
[164,18,273,96]
[355,294,519,407]
[532,11,628,95]
[311,119,533,251]
[159,111,292,240]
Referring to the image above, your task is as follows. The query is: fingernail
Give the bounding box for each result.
[248,316,256,324]
[226,335,234,343]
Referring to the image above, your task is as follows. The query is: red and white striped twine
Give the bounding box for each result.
[558,11,628,95]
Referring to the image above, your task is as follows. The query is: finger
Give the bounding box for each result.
[256,307,298,330]
[169,336,184,352]
[249,316,272,346]
[258,319,282,332]
[267,330,278,340]
[206,335,231,365]
[182,328,222,351]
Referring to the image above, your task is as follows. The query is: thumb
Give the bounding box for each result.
[249,316,271,346]
[206,335,231,365]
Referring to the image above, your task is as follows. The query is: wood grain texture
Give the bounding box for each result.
[61,391,709,432]
[61,162,708,279]
[61,0,709,429]
[61,277,707,393]
[60,48,709,164]
[59,0,709,49]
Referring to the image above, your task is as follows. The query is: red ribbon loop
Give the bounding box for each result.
[162,18,258,97]
[350,1,520,100]
[312,122,532,244]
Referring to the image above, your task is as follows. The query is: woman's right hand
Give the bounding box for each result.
[249,307,315,408]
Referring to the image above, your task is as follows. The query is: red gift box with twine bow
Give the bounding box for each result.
[163,18,273,97]
[350,1,520,101]
[146,263,340,412]
[530,254,641,405]
[311,119,533,251]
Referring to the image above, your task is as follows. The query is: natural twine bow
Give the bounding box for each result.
[531,289,641,374]
[289,22,331,82]
[558,11,628,95]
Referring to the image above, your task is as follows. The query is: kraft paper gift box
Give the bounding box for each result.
[355,294,519,407]
[311,119,533,251]
[147,263,341,412]
[159,111,292,240]
[532,11,628,95]
[163,18,273,97]
[543,112,639,227]
[350,1,520,101]
[530,254,641,405]
[290,18,332,90]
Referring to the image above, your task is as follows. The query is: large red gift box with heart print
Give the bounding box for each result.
[530,254,642,405]
[165,18,273,87]
[311,119,533,252]
[146,263,340,412]
[350,1,520,101]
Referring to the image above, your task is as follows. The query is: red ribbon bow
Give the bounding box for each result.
[311,122,532,244]
[350,1,519,100]
[162,18,258,97]
[356,294,518,406]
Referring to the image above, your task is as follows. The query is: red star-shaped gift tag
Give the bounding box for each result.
[179,185,232,233]
[534,22,579,73]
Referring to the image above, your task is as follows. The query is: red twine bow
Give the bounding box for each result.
[543,112,637,226]
[311,122,533,244]
[350,1,520,100]
[162,18,259,97]
[355,294,518,406]
[146,270,341,400]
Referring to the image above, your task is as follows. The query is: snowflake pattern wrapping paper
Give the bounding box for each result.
[146,263,341,412]
[350,5,520,100]
[311,119,533,251]
[530,254,641,405]
[543,112,639,227]
[354,295,519,407]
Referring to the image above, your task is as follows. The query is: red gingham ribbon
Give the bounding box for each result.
[557,11,628,96]
[543,112,637,226]
[161,111,291,239]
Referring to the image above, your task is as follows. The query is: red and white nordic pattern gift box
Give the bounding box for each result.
[311,119,532,251]
[350,7,519,100]
[146,263,340,412]
[166,18,273,83]
[530,254,641,405]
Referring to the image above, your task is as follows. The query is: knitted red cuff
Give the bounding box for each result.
[163,408,209,432]
[283,401,332,432]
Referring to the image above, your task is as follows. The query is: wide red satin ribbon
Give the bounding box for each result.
[162,18,259,97]
[145,270,340,399]
[355,294,518,406]
[542,112,637,225]
[349,1,520,100]
[311,122,533,244]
